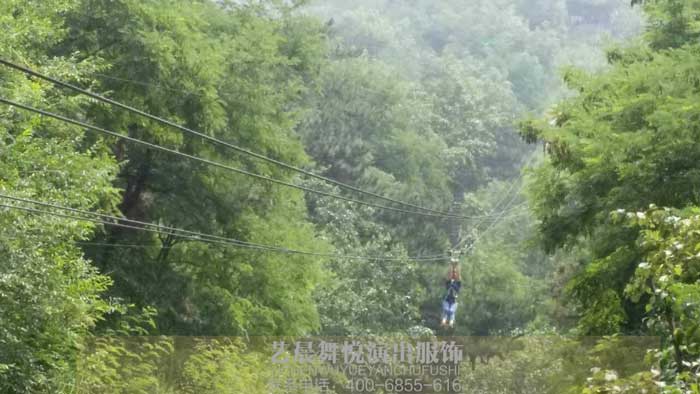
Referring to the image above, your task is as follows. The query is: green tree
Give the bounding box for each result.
[306,181,425,335]
[520,0,700,336]
[54,0,330,336]
[0,0,121,391]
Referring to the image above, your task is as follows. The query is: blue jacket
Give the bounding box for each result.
[444,280,461,304]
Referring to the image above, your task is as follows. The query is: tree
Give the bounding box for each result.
[0,0,120,390]
[54,0,330,336]
[520,37,700,333]
[636,0,700,50]
[306,180,425,335]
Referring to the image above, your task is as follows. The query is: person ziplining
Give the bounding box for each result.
[441,256,462,328]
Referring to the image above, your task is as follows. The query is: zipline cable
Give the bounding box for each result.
[38,209,531,260]
[0,98,518,221]
[0,194,448,262]
[0,58,485,220]
[86,69,535,226]
[453,152,537,254]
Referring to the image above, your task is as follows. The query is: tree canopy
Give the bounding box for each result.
[10,0,700,392]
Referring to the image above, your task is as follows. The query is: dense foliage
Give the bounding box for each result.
[11,0,700,392]
[521,0,700,391]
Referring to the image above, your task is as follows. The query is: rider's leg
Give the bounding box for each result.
[441,300,450,326]
[448,302,458,327]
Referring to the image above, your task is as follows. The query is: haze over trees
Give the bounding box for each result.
[3,0,700,393]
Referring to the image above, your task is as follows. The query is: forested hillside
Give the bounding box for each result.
[3,0,700,393]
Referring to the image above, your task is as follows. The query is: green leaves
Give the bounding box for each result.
[0,2,123,391]
[2,1,331,390]
[616,207,700,389]
[522,1,700,388]
[305,179,424,335]
[640,0,700,50]
[50,0,331,338]
[521,36,700,335]
[0,0,668,391]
